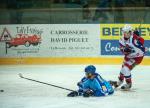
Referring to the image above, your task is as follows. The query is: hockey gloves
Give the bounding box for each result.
[134,30,140,36]
[67,89,94,97]
[67,91,79,97]
[83,89,94,97]
[123,46,135,54]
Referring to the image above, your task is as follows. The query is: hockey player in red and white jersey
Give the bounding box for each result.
[111,24,145,90]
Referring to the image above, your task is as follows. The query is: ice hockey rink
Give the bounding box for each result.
[0,65,150,108]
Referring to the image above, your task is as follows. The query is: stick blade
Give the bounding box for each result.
[18,73,23,78]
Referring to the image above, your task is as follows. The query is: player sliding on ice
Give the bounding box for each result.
[67,65,114,97]
[110,24,145,90]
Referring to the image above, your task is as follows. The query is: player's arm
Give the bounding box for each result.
[67,78,89,97]
[119,43,134,55]
[133,34,144,45]
[92,78,107,97]
[133,34,145,52]
[77,76,88,88]
[119,39,130,55]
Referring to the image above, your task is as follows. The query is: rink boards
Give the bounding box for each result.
[0,57,150,65]
[0,24,150,65]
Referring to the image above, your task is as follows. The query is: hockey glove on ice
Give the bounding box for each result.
[83,89,94,97]
[67,91,78,97]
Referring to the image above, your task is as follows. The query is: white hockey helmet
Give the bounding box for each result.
[122,24,133,33]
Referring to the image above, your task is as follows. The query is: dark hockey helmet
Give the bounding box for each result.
[85,65,96,74]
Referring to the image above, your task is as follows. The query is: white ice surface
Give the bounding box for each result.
[0,65,150,108]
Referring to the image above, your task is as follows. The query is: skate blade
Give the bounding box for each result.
[119,88,136,92]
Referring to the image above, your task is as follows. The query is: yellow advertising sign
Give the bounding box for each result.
[100,24,150,40]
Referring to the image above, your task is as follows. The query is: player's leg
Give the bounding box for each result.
[121,56,144,89]
[111,57,132,89]
[110,64,125,88]
[121,56,144,90]
[117,71,125,87]
[120,64,132,89]
[120,59,135,90]
[111,56,144,89]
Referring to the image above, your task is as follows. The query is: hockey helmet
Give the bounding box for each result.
[122,24,133,33]
[85,65,96,74]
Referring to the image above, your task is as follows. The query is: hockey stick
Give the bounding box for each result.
[18,73,75,92]
[135,8,148,36]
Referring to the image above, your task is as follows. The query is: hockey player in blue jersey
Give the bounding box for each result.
[67,65,114,97]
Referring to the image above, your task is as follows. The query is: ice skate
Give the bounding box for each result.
[121,83,132,90]
[109,80,123,88]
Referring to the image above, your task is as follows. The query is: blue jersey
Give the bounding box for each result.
[78,73,114,96]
